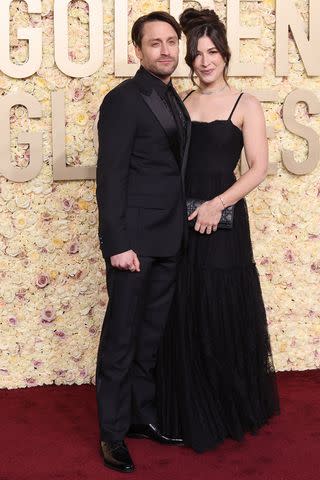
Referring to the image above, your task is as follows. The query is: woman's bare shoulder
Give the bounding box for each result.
[240,92,261,109]
[240,93,265,127]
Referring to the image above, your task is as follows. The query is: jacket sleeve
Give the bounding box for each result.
[96,88,137,258]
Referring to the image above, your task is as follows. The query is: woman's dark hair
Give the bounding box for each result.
[179,8,231,85]
[132,11,182,48]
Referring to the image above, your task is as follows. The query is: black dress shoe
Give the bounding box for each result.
[127,424,184,445]
[100,440,134,473]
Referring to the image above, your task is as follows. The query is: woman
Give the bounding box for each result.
[156,8,280,453]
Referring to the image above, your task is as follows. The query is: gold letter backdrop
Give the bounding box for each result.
[0,0,319,388]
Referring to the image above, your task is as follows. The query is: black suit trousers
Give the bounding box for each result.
[96,254,179,441]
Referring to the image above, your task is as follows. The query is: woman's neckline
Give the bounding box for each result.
[191,118,242,134]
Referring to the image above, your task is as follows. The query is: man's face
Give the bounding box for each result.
[135,21,179,81]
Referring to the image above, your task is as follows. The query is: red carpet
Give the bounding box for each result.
[0,370,319,480]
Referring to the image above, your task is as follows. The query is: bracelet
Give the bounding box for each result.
[218,195,226,209]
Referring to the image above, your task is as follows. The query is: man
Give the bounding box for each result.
[95,11,190,473]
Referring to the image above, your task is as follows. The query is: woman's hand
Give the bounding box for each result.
[188,197,224,234]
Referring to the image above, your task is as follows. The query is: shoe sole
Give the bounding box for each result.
[127,432,184,446]
[102,460,135,473]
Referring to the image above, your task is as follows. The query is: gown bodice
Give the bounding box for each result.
[185,93,244,200]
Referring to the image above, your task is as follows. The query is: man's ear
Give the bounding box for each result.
[134,44,143,61]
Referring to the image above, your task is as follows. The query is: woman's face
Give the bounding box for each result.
[193,36,225,85]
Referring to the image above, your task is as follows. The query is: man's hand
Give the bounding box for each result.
[110,250,140,272]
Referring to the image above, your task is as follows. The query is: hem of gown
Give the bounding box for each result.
[157,255,280,455]
[184,408,281,454]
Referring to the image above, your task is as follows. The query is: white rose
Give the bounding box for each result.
[15,195,30,209]
[1,287,16,303]
[0,223,15,239]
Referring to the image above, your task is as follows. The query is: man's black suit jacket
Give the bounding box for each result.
[96,66,191,259]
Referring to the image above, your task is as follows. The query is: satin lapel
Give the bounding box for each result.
[140,89,178,150]
[171,88,191,187]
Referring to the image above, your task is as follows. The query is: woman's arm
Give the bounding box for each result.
[190,94,268,234]
[215,93,268,208]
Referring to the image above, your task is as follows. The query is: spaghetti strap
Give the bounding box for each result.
[182,90,195,102]
[228,92,244,120]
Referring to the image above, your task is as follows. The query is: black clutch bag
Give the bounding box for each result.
[186,198,234,229]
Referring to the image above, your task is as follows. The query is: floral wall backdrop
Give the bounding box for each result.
[0,0,319,389]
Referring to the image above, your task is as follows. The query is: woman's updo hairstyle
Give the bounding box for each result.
[179,8,231,85]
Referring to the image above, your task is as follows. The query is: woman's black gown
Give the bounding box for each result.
[156,93,280,453]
